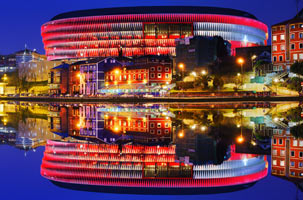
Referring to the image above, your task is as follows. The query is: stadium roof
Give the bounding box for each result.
[51,6,258,21]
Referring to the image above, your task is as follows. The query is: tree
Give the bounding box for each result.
[287,77,303,92]
[213,75,224,90]
[291,124,303,139]
[290,61,303,76]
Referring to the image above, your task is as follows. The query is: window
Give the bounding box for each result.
[150,67,155,71]
[291,151,295,156]
[133,74,136,80]
[281,45,285,50]
[273,149,277,155]
[150,130,155,134]
[273,160,277,165]
[157,123,161,128]
[150,123,154,128]
[291,34,295,39]
[150,73,155,78]
[293,54,298,60]
[294,140,298,146]
[158,73,162,78]
[281,150,285,156]
[300,152,303,157]
[280,35,285,40]
[272,27,277,32]
[165,123,169,128]
[279,139,283,145]
[291,171,295,176]
[279,56,283,61]
[300,33,303,38]
[280,160,285,166]
[157,130,161,135]
[157,66,162,71]
[273,46,277,51]
[300,43,303,49]
[165,73,169,78]
[291,161,295,166]
[291,44,295,50]
[138,74,141,80]
[299,162,303,167]
[273,56,277,62]
[273,138,277,144]
[300,140,303,147]
[165,129,169,134]
[165,67,169,72]
[291,25,295,29]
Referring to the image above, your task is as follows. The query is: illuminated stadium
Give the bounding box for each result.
[41,140,268,193]
[41,6,268,60]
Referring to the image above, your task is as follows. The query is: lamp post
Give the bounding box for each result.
[251,55,257,75]
[178,63,185,81]
[237,58,245,86]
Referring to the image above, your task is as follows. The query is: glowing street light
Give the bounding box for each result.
[178,63,185,80]
[178,130,184,138]
[201,70,207,75]
[237,135,244,143]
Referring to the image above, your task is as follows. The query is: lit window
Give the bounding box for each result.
[273,149,277,155]
[299,162,303,167]
[293,54,298,60]
[294,140,298,146]
[280,35,285,40]
[300,24,303,28]
[157,123,161,128]
[291,171,295,176]
[281,45,285,50]
[273,160,277,165]
[280,160,285,166]
[157,73,162,78]
[281,150,285,156]
[273,35,277,41]
[273,46,277,51]
[291,161,295,166]
[165,73,169,78]
[291,25,295,29]
[300,33,303,38]
[300,140,303,147]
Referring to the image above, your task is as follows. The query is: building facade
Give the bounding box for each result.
[41,6,268,60]
[271,131,303,178]
[48,63,69,95]
[272,10,303,72]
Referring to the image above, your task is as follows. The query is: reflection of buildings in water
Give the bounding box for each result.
[18,118,60,149]
[49,104,173,144]
[271,132,303,179]
[41,140,267,190]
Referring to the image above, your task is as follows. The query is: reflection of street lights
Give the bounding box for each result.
[178,63,185,80]
[114,69,121,94]
[251,55,257,74]
[274,78,279,94]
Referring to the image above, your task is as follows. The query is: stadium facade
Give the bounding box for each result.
[41,6,268,60]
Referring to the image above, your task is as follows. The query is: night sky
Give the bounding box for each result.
[0,0,297,54]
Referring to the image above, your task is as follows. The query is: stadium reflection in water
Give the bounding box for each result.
[1,101,302,195]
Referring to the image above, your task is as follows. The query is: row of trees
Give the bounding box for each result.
[176,74,224,90]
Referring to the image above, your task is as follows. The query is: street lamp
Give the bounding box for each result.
[114,69,121,95]
[178,63,185,80]
[237,57,245,86]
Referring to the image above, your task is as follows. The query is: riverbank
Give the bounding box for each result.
[0,96,301,103]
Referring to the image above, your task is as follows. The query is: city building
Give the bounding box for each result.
[41,6,268,60]
[271,131,303,178]
[48,63,69,95]
[18,50,62,82]
[175,36,231,72]
[272,9,303,72]
[236,45,272,72]
[103,62,172,95]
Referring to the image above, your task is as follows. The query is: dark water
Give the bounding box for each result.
[0,101,302,200]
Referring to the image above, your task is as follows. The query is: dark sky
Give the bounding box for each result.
[0,0,298,55]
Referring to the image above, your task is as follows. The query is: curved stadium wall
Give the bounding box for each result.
[41,6,268,60]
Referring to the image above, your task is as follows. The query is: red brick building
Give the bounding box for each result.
[69,62,82,95]
[105,64,172,87]
[271,131,303,178]
[272,12,303,72]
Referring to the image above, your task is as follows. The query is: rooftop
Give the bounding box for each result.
[51,6,258,21]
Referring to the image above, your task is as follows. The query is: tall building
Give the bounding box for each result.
[41,6,268,60]
[272,9,303,72]
[175,36,231,71]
